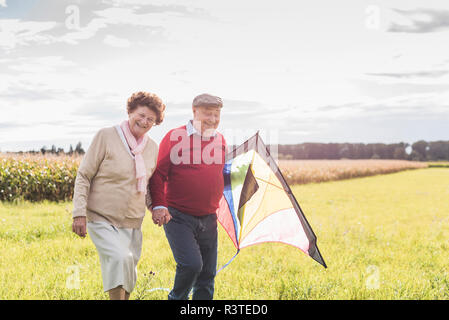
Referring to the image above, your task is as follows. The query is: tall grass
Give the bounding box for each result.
[1,168,447,299]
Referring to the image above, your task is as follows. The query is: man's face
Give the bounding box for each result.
[192,105,221,135]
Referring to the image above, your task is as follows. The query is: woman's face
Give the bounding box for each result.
[128,105,157,139]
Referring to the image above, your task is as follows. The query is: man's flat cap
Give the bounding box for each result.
[192,93,223,108]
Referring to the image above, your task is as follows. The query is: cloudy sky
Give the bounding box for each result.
[0,0,448,151]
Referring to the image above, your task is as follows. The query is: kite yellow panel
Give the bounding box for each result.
[240,153,293,241]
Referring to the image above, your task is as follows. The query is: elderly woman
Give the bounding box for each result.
[72,91,166,300]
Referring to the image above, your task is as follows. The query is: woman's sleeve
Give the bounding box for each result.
[145,141,159,210]
[72,129,106,218]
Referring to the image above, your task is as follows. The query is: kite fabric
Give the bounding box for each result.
[216,132,327,270]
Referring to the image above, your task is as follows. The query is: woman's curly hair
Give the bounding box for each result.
[127,91,166,125]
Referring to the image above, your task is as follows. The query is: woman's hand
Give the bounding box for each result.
[72,216,87,237]
[152,208,172,226]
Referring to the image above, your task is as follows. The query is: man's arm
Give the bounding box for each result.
[149,132,172,208]
[149,132,173,225]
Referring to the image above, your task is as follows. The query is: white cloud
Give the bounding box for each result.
[0,19,58,50]
[103,34,131,48]
[58,18,109,45]
[0,0,6,8]
[1,0,449,150]
[6,56,76,73]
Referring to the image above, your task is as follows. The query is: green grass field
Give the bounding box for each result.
[0,168,448,299]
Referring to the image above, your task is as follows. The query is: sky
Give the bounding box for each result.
[0,0,448,151]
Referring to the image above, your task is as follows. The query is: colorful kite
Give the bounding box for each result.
[216,132,327,270]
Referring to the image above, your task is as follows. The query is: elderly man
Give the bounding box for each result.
[148,93,227,300]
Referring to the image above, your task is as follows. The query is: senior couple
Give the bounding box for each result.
[72,92,226,300]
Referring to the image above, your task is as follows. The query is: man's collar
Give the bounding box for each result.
[187,120,217,137]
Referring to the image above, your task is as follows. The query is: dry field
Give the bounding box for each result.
[278,159,428,185]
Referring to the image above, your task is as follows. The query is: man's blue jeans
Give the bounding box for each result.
[164,206,218,300]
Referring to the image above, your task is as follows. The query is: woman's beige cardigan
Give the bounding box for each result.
[72,126,158,229]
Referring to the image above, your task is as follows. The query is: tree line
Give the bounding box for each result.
[4,140,449,161]
[5,142,86,156]
[268,140,449,161]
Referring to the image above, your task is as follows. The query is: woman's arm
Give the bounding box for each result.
[72,129,107,236]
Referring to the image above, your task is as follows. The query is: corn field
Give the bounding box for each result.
[0,154,80,202]
[0,154,428,202]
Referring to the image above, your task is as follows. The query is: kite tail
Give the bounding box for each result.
[217,249,240,274]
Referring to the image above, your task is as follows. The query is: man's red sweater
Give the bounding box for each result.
[149,125,227,216]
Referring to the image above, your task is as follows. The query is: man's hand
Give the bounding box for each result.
[152,208,172,227]
[72,216,87,238]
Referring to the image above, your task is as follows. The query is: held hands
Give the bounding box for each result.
[72,216,87,238]
[152,208,172,227]
[71,209,170,236]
